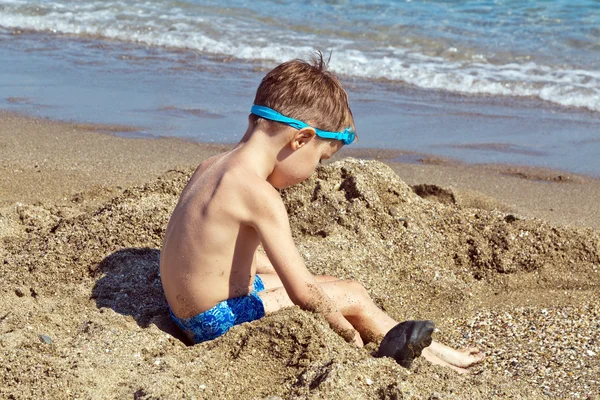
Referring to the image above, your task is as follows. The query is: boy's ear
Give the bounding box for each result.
[290,128,316,150]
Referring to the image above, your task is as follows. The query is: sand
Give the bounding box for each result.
[1,112,599,399]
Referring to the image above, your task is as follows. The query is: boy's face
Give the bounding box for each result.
[268,136,343,189]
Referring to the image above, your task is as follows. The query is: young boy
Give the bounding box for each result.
[160,55,483,373]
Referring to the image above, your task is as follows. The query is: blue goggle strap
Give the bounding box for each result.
[250,105,355,145]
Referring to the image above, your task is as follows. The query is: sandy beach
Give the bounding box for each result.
[1,112,599,399]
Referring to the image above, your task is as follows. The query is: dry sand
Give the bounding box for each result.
[1,112,599,399]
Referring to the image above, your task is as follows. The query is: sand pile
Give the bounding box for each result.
[1,158,598,399]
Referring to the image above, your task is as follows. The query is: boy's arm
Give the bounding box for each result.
[249,185,360,345]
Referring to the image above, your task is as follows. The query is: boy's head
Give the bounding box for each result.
[251,53,356,188]
[252,53,355,139]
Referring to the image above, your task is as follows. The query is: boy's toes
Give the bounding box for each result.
[460,347,481,354]
[472,352,486,364]
[458,347,485,366]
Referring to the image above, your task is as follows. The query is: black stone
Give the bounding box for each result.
[375,320,435,368]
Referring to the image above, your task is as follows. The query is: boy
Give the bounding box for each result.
[160,55,483,373]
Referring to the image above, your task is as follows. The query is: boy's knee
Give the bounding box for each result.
[317,275,339,283]
[346,280,370,300]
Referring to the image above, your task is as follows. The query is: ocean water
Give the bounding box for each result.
[1,0,599,111]
[0,0,599,175]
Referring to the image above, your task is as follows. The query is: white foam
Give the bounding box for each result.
[329,53,600,112]
[1,2,599,112]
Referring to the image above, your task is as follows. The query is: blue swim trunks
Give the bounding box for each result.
[169,275,265,344]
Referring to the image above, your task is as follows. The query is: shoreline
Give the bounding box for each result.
[2,110,599,231]
[3,33,600,178]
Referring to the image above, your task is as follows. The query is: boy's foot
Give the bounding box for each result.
[375,320,435,368]
[426,343,485,368]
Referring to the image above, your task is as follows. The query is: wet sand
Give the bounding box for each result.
[0,112,226,208]
[3,111,598,230]
[1,112,599,399]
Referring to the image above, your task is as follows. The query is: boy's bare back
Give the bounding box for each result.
[160,150,276,318]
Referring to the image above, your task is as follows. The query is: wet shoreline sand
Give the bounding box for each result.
[1,111,599,398]
[2,111,599,230]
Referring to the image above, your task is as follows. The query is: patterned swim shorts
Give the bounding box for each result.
[169,275,266,344]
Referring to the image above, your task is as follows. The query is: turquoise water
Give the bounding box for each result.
[1,0,599,110]
[0,1,599,175]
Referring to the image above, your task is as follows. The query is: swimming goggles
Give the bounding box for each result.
[251,105,355,145]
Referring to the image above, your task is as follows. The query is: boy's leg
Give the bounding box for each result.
[257,277,483,371]
[258,272,339,291]
[258,278,398,342]
[255,249,277,275]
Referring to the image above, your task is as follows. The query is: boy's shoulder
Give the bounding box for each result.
[231,168,284,215]
[196,154,285,221]
[194,153,268,190]
[229,169,289,228]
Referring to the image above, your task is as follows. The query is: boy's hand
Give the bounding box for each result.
[324,310,363,347]
[352,331,364,348]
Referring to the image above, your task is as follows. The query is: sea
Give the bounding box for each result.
[1,0,599,175]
